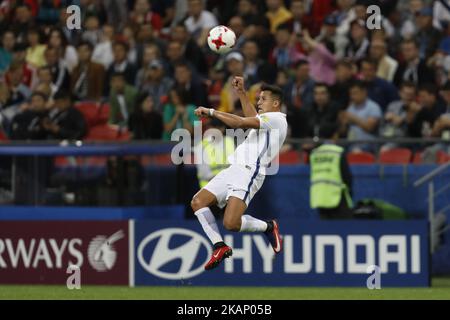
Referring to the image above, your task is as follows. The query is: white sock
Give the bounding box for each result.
[240,215,268,232]
[195,207,223,245]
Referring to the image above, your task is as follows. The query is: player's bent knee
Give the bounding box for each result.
[190,196,204,212]
[223,218,241,232]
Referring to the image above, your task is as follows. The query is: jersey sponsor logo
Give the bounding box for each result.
[137,228,212,280]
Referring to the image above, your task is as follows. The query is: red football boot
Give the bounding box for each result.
[204,244,233,270]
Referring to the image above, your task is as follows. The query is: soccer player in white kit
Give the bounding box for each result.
[192,76,287,270]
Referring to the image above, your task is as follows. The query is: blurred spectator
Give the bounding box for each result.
[9,42,36,88]
[185,0,218,48]
[81,15,102,47]
[360,58,399,111]
[284,60,315,138]
[248,16,275,61]
[341,80,382,152]
[299,29,337,85]
[335,0,357,39]
[415,7,442,61]
[141,59,173,112]
[218,52,246,114]
[173,62,208,107]
[242,39,264,87]
[135,43,162,89]
[266,0,293,34]
[11,4,34,44]
[149,0,176,30]
[284,60,315,111]
[171,22,208,76]
[47,28,79,73]
[407,83,446,138]
[10,91,48,140]
[206,65,226,108]
[92,24,115,69]
[4,61,32,108]
[129,0,162,35]
[228,15,247,50]
[307,83,341,138]
[237,0,258,25]
[37,0,62,26]
[330,59,356,109]
[399,0,423,39]
[270,23,303,70]
[35,66,58,100]
[44,46,70,92]
[0,30,15,73]
[104,41,137,95]
[26,29,46,69]
[128,93,163,140]
[433,0,450,31]
[0,82,12,110]
[108,71,138,127]
[71,41,105,102]
[42,90,86,140]
[380,82,417,151]
[80,0,107,25]
[134,23,166,69]
[394,39,436,87]
[344,19,369,63]
[369,38,398,82]
[102,0,128,32]
[315,14,345,59]
[287,0,314,37]
[432,81,450,138]
[165,41,189,77]
[163,88,197,141]
[122,25,139,65]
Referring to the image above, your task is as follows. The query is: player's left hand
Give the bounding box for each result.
[194,107,211,118]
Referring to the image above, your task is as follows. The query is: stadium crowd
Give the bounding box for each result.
[0,0,450,156]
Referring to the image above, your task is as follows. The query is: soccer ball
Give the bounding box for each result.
[207,25,236,54]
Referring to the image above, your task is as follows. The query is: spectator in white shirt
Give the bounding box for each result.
[184,0,218,48]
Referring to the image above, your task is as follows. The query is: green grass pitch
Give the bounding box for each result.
[0,278,449,300]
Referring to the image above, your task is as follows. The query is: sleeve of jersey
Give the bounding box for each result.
[258,114,277,130]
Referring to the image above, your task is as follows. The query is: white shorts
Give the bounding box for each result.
[202,165,265,208]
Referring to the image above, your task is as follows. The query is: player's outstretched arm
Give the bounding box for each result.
[232,76,258,117]
[195,107,260,129]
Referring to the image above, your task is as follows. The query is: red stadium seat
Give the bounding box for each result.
[0,129,8,141]
[154,153,173,165]
[85,124,130,141]
[412,152,423,164]
[379,148,412,164]
[347,151,376,164]
[279,150,301,164]
[437,151,450,164]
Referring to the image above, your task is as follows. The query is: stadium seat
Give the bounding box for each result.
[437,151,450,164]
[279,150,301,164]
[84,124,131,141]
[379,148,412,164]
[153,153,174,165]
[0,129,8,141]
[347,151,376,164]
[412,152,423,164]
[75,101,110,127]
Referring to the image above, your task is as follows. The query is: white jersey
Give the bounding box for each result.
[227,112,287,175]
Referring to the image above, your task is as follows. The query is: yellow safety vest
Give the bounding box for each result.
[198,137,235,188]
[310,144,353,209]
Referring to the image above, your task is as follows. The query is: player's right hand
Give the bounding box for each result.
[194,107,211,118]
